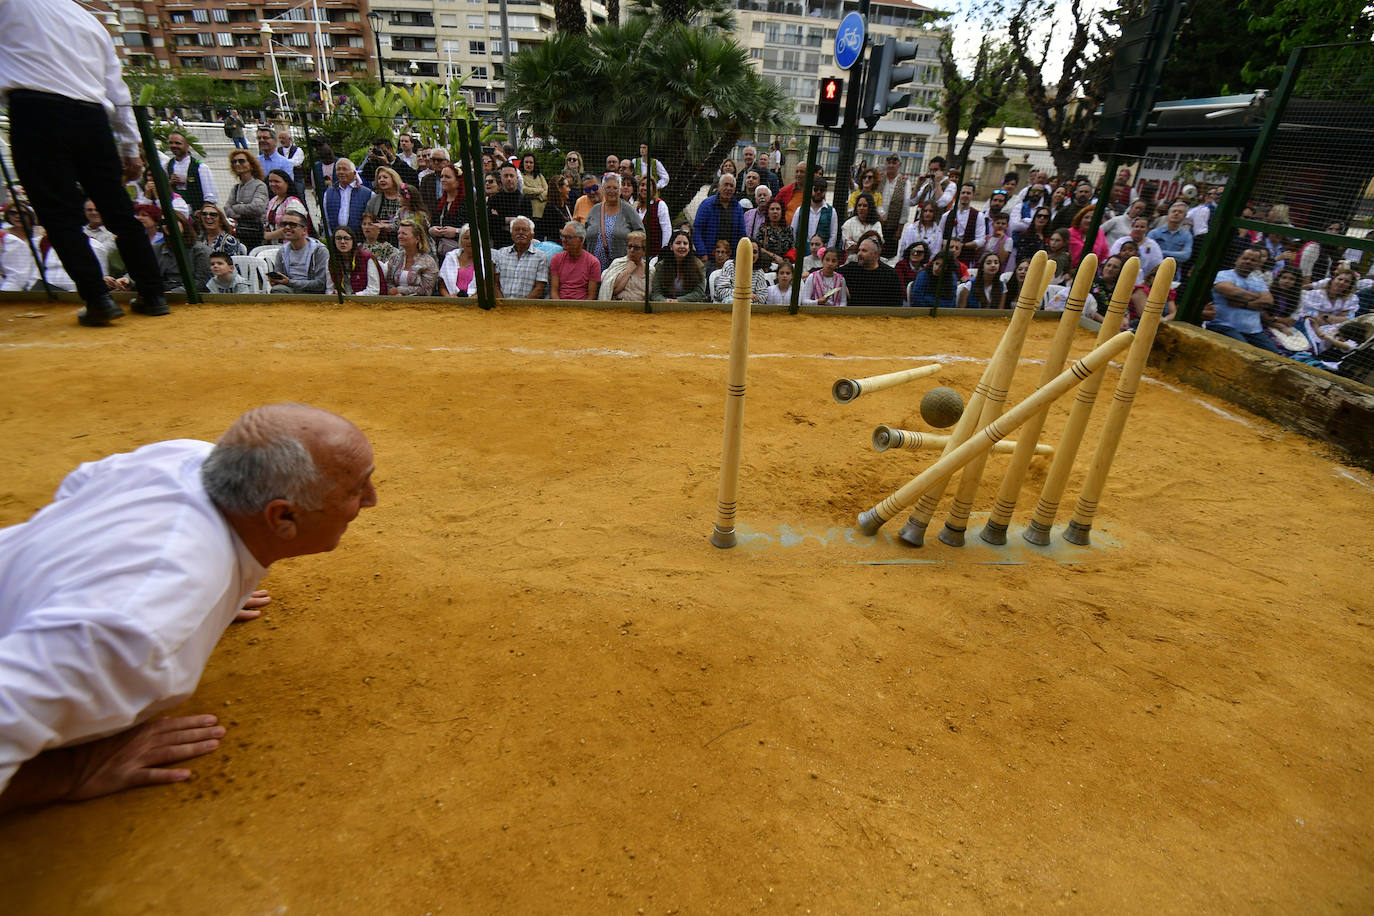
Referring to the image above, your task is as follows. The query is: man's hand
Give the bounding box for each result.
[235,589,271,622]
[122,157,144,181]
[0,715,225,814]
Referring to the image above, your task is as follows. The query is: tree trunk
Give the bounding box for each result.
[607,0,620,25]
[662,0,688,25]
[554,0,586,33]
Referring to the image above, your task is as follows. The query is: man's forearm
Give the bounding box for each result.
[0,748,80,815]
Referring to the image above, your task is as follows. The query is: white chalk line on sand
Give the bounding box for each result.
[1335,468,1374,492]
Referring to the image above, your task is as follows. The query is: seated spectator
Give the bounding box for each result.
[1004,258,1035,312]
[650,229,709,303]
[1067,206,1109,264]
[981,214,1015,270]
[895,241,930,292]
[385,218,438,296]
[841,193,884,262]
[1,204,43,291]
[839,237,903,308]
[802,234,825,278]
[711,239,769,304]
[907,250,960,309]
[1110,217,1163,277]
[206,251,251,294]
[1088,254,1127,319]
[82,199,117,277]
[493,215,548,300]
[439,225,477,297]
[363,166,414,245]
[359,212,398,267]
[1296,268,1361,354]
[156,213,212,294]
[1015,206,1053,265]
[266,212,327,294]
[743,184,773,241]
[1209,246,1279,352]
[802,247,847,306]
[196,204,246,258]
[549,220,601,300]
[600,229,650,302]
[1126,262,1177,329]
[958,253,1008,309]
[1101,199,1146,246]
[325,227,383,296]
[139,175,190,222]
[765,261,805,305]
[262,169,307,243]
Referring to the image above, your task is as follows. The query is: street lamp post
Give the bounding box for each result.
[259,22,292,119]
[366,9,386,88]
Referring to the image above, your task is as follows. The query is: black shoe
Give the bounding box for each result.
[130,294,169,317]
[77,294,125,327]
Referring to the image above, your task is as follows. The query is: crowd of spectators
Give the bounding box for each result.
[2,125,1369,376]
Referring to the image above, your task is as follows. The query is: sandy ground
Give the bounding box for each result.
[0,300,1372,914]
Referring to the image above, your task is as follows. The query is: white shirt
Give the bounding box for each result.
[1187,202,1213,236]
[636,199,671,248]
[1110,235,1164,278]
[167,153,219,204]
[940,206,986,249]
[0,0,141,158]
[633,158,670,190]
[0,231,41,291]
[0,440,267,793]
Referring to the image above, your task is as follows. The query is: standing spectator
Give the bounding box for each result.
[1015,206,1052,264]
[224,150,268,251]
[584,174,644,268]
[632,143,670,190]
[1051,181,1094,232]
[538,174,576,243]
[754,199,794,273]
[275,129,306,198]
[492,215,549,300]
[323,159,371,238]
[981,214,1015,269]
[847,167,884,212]
[165,132,217,212]
[899,202,945,256]
[520,154,548,220]
[743,185,773,241]
[1148,203,1194,264]
[266,212,327,294]
[1102,198,1146,246]
[549,221,601,300]
[1209,246,1279,352]
[0,0,165,324]
[777,163,815,225]
[487,163,533,250]
[634,176,671,262]
[256,128,295,182]
[428,163,466,260]
[385,219,438,296]
[694,173,747,265]
[909,156,956,216]
[838,236,903,308]
[878,155,910,260]
[1110,217,1164,277]
[324,227,382,296]
[262,170,307,243]
[572,173,601,224]
[789,179,837,253]
[311,139,336,196]
[940,183,985,267]
[363,167,412,245]
[223,109,248,149]
[397,133,418,170]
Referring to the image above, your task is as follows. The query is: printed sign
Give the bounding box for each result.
[1135,146,1241,201]
[835,12,865,71]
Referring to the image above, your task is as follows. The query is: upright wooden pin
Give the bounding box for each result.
[1064,258,1175,546]
[852,252,1047,539]
[1021,256,1139,547]
[856,332,1137,536]
[709,238,755,549]
[978,253,1098,545]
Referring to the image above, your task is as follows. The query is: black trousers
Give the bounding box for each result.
[8,90,162,303]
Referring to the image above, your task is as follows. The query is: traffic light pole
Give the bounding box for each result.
[829,0,870,228]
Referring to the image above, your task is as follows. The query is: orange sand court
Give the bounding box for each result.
[1,301,1372,912]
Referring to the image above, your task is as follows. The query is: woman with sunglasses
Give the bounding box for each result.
[325,226,383,296]
[1014,206,1052,265]
[196,203,245,258]
[895,241,930,293]
[223,151,267,250]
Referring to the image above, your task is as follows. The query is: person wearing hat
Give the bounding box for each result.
[0,0,166,326]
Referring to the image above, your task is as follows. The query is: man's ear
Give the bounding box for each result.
[263,498,298,540]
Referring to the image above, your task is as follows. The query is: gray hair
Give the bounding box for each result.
[562,220,586,239]
[510,214,535,232]
[202,404,328,513]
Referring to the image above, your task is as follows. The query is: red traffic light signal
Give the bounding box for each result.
[817,76,843,128]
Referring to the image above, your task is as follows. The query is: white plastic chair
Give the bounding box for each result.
[232,255,272,294]
[249,244,278,261]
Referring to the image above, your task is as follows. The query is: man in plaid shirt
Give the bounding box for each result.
[493,216,549,299]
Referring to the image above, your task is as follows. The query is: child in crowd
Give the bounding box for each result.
[802,235,824,278]
[765,261,799,305]
[206,252,251,293]
[802,247,846,306]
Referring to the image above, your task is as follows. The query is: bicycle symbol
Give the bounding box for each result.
[841,27,861,51]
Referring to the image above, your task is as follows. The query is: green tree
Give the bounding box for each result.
[1241,0,1374,87]
[628,0,735,31]
[936,32,1021,174]
[503,17,792,218]
[554,0,586,33]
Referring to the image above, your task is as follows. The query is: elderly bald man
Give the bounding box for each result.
[0,404,377,814]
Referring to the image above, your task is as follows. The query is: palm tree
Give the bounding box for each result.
[503,19,792,218]
[554,0,585,33]
[628,0,734,31]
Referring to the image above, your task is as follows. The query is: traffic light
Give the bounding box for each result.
[817,76,843,128]
[862,39,918,128]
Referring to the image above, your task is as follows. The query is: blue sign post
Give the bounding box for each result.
[834,11,865,71]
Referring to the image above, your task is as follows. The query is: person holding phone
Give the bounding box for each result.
[266,212,327,294]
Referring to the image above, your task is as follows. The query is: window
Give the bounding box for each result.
[217,32,232,46]
[222,56,239,70]
[467,14,485,27]
[202,56,219,70]
[289,32,310,47]
[212,8,228,22]
[752,21,763,32]
[440,13,457,26]
[471,66,488,79]
[198,32,214,46]
[191,8,208,22]
[469,40,486,53]
[474,90,498,104]
[509,14,538,30]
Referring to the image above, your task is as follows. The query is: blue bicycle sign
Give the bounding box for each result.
[834,12,865,71]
